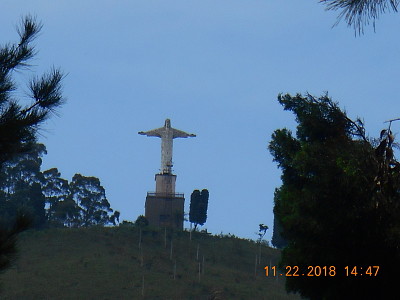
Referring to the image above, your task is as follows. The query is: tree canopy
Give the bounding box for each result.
[0,143,120,228]
[269,93,400,299]
[134,215,149,227]
[70,174,120,227]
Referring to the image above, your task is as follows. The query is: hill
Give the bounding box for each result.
[0,226,301,299]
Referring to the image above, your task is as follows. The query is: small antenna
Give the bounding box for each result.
[384,118,400,124]
[384,118,400,131]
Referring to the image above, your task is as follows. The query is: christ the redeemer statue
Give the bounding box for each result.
[139,119,196,174]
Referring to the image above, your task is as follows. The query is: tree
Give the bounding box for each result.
[198,189,209,226]
[269,93,400,299]
[320,0,399,33]
[257,224,268,242]
[0,16,64,168]
[0,143,121,228]
[0,143,46,192]
[189,189,209,230]
[51,197,80,228]
[70,174,120,227]
[189,190,200,230]
[134,215,149,227]
[271,215,287,249]
[41,168,71,226]
[257,224,269,264]
[0,143,47,228]
[0,16,64,273]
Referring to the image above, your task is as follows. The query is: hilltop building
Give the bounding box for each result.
[138,119,196,229]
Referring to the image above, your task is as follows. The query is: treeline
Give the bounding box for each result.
[0,143,119,229]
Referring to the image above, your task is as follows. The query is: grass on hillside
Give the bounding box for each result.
[0,226,301,300]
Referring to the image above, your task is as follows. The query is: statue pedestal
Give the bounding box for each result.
[145,173,184,229]
[155,173,176,195]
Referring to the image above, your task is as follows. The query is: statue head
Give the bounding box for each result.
[165,119,171,128]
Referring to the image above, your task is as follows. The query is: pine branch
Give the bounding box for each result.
[321,0,399,34]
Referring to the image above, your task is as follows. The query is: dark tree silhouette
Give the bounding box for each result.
[0,16,64,168]
[0,16,65,273]
[70,174,120,227]
[0,144,120,228]
[134,215,149,227]
[41,167,71,226]
[0,214,31,271]
[269,93,400,299]
[0,144,47,228]
[257,224,268,242]
[271,215,287,249]
[189,189,209,230]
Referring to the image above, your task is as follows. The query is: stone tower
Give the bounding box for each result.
[139,119,196,229]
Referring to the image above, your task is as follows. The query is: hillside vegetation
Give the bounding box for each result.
[0,226,300,300]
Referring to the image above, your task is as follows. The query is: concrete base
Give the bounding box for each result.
[145,194,184,229]
[155,173,176,195]
[145,173,184,229]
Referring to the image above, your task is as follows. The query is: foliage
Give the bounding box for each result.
[0,16,64,168]
[0,214,32,272]
[257,224,268,242]
[0,144,47,228]
[189,189,209,230]
[320,0,399,34]
[70,174,119,227]
[51,196,80,228]
[42,168,70,218]
[271,215,287,249]
[0,16,65,274]
[269,93,400,299]
[0,143,120,229]
[134,215,149,227]
[119,220,135,227]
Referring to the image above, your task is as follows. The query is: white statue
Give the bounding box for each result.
[139,119,196,174]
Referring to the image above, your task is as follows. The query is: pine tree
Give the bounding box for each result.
[0,16,65,272]
[0,16,64,168]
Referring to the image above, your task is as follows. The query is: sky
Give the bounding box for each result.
[1,1,400,241]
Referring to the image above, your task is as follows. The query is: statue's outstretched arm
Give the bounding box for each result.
[138,128,163,137]
[172,128,196,138]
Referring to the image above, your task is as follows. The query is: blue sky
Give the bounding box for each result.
[1,1,399,241]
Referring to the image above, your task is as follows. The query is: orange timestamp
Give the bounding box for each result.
[265,265,380,277]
